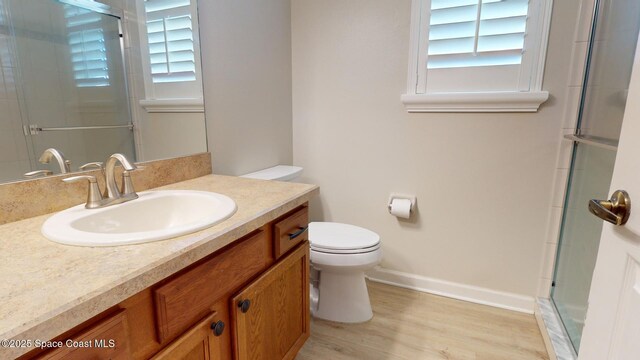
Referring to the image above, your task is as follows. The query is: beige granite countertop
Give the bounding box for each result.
[0,174,318,358]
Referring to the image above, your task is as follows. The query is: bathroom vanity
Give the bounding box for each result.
[0,174,318,360]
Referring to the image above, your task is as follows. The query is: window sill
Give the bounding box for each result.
[401,91,549,113]
[139,98,204,113]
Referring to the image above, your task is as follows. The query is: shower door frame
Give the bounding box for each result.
[549,0,633,355]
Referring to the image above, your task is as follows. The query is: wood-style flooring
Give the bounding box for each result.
[296,281,549,360]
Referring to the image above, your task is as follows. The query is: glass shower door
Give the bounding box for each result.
[8,0,135,175]
[551,0,640,353]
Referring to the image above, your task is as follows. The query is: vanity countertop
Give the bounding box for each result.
[0,174,318,358]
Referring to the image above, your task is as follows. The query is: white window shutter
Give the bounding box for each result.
[401,0,551,112]
[145,0,196,84]
[65,6,110,87]
[427,0,529,69]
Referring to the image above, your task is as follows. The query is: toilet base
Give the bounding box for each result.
[313,270,373,323]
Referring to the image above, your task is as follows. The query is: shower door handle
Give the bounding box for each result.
[588,190,631,226]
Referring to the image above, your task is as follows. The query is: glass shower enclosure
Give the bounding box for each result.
[551,0,640,353]
[0,0,135,182]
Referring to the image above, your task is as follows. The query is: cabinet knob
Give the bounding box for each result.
[211,320,225,336]
[238,299,251,313]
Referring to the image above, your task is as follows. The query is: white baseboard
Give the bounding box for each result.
[366,267,535,314]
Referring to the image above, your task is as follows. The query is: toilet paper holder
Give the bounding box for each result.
[387,194,417,214]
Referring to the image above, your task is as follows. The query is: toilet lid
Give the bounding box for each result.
[309,222,380,251]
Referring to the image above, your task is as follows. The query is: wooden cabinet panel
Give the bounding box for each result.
[36,310,130,360]
[273,207,309,259]
[232,243,310,360]
[151,310,230,360]
[154,228,272,343]
[118,288,162,360]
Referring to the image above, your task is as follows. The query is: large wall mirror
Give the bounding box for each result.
[0,0,207,184]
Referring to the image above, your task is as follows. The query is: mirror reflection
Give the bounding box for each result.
[0,0,207,184]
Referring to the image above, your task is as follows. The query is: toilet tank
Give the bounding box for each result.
[241,165,303,182]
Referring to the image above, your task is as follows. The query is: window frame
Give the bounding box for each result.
[402,0,553,113]
[137,0,204,113]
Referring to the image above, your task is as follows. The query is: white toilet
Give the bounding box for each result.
[242,165,382,323]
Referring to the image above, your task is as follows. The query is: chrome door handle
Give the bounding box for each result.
[588,190,631,225]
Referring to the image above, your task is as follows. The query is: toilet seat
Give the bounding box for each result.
[310,243,381,254]
[309,222,380,254]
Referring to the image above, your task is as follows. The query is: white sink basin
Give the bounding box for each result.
[42,190,237,247]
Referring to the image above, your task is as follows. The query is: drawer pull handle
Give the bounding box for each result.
[288,226,308,240]
[238,299,251,313]
[211,320,225,336]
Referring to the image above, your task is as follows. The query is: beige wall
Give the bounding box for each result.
[199,0,293,176]
[137,113,207,161]
[292,0,581,301]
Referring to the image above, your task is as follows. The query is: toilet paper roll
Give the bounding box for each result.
[390,198,412,219]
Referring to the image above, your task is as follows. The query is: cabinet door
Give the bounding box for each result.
[152,311,229,360]
[36,310,130,360]
[232,242,310,360]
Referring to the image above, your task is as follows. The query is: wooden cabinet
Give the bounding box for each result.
[232,243,310,360]
[24,205,309,360]
[154,228,272,343]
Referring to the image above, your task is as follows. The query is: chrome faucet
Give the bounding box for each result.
[63,153,139,209]
[39,148,71,173]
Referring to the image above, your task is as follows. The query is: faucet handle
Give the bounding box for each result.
[63,175,104,209]
[24,170,53,178]
[79,162,104,172]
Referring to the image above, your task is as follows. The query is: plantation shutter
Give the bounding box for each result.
[65,6,110,87]
[145,0,196,83]
[427,0,529,69]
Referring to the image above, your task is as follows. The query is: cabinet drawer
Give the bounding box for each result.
[36,310,130,360]
[154,228,271,343]
[274,207,309,259]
